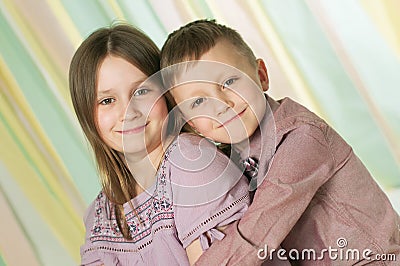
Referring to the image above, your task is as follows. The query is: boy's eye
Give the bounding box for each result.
[133,87,149,96]
[192,97,206,108]
[223,78,236,88]
[99,98,115,105]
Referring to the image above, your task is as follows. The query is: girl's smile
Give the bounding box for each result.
[118,122,149,135]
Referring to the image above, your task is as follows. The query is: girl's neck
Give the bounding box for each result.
[125,136,174,194]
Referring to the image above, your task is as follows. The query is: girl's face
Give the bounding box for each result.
[96,55,168,157]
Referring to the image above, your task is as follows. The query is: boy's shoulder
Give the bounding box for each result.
[272,97,328,130]
[275,97,323,121]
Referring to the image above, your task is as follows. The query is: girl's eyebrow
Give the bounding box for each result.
[97,80,147,97]
[97,88,113,95]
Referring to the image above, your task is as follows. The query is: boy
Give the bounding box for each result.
[160,19,400,265]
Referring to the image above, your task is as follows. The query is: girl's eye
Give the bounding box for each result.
[223,78,236,88]
[99,98,115,105]
[133,87,149,96]
[192,97,205,108]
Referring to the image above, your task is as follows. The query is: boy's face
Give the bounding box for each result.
[169,40,269,144]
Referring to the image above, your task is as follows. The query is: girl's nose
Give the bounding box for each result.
[120,101,141,122]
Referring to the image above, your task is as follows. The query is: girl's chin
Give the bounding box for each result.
[121,146,147,155]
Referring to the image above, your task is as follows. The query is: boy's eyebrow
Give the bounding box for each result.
[177,61,237,86]
[175,81,216,100]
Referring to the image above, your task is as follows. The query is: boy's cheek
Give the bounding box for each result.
[191,117,210,130]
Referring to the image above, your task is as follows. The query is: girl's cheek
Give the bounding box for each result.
[97,109,113,129]
[150,98,168,117]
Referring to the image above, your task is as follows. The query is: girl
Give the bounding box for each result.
[69,24,250,265]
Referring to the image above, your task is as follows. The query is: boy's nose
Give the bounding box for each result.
[214,94,234,116]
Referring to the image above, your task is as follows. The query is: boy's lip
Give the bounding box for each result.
[217,108,246,128]
[118,122,149,134]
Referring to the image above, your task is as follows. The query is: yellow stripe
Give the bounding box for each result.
[1,0,72,111]
[0,55,86,213]
[44,0,82,48]
[0,56,84,262]
[175,0,198,22]
[243,1,322,116]
[0,55,86,216]
[361,0,400,59]
[0,122,82,263]
[107,0,126,21]
[186,0,203,18]
[204,0,226,23]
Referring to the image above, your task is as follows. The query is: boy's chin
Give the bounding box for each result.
[218,135,250,145]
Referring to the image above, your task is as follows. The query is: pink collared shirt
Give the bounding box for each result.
[195,97,400,265]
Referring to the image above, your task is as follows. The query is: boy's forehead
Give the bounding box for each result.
[200,39,242,64]
[163,60,243,89]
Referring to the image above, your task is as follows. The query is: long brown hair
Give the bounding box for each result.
[69,23,163,239]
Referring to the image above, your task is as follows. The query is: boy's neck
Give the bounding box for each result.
[232,138,252,159]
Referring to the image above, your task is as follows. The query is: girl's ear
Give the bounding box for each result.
[256,59,269,92]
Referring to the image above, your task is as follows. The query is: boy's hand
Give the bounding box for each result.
[194,221,262,265]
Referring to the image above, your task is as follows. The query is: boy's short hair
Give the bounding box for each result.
[160,19,257,68]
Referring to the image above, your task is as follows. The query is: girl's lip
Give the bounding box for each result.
[218,108,246,128]
[118,122,148,134]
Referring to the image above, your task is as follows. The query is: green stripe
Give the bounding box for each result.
[58,0,110,38]
[0,10,100,204]
[0,95,57,200]
[119,0,167,48]
[260,0,400,186]
[193,0,214,19]
[0,252,7,266]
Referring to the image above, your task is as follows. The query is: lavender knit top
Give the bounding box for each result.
[80,133,250,265]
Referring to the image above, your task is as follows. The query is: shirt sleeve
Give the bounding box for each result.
[168,133,250,249]
[195,123,351,265]
[80,199,104,266]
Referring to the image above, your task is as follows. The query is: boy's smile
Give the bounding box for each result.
[169,39,269,144]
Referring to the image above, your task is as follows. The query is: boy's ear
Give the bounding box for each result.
[256,59,269,92]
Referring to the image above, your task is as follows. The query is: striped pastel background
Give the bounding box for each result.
[0,0,399,265]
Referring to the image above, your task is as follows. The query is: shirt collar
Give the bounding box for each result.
[235,95,280,185]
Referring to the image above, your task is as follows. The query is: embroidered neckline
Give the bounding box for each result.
[89,143,178,245]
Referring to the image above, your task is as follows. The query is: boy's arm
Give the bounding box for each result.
[195,124,350,265]
[186,239,203,265]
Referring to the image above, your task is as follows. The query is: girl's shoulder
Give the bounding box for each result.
[83,191,126,242]
[165,133,218,164]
